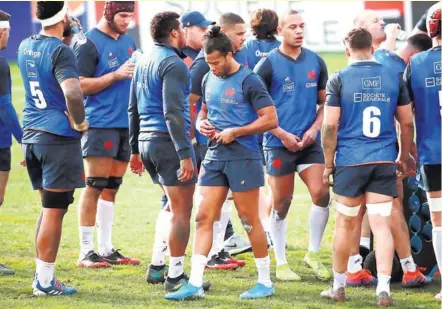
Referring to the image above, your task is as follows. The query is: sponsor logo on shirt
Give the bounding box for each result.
[353,92,391,103]
[434,61,441,74]
[362,76,382,90]
[283,76,294,92]
[108,52,119,69]
[23,49,41,59]
[425,76,442,88]
[307,70,316,79]
[255,50,269,58]
[221,88,238,104]
[26,60,37,78]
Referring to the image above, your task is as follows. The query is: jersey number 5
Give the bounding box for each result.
[30,81,47,109]
[363,106,381,138]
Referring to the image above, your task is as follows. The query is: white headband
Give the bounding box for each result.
[0,21,10,29]
[39,2,68,27]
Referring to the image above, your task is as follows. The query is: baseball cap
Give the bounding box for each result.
[181,10,215,28]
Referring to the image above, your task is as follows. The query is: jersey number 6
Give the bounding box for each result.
[29,81,47,109]
[363,106,381,138]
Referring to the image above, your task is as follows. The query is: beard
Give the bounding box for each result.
[62,22,72,37]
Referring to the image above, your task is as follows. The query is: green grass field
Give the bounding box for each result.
[0,53,440,308]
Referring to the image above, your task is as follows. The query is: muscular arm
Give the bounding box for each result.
[162,57,193,160]
[189,93,201,140]
[79,74,117,96]
[128,76,140,154]
[395,78,414,161]
[52,45,85,125]
[307,56,328,132]
[60,78,85,125]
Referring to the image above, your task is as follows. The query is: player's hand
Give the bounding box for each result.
[281,132,303,152]
[178,157,194,182]
[196,119,216,138]
[398,154,416,180]
[113,60,135,80]
[323,166,334,186]
[215,128,236,144]
[395,157,408,178]
[129,154,144,176]
[301,127,319,149]
[64,111,88,134]
[384,23,401,39]
[20,160,26,167]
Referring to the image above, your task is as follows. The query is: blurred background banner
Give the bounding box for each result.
[0,0,438,60]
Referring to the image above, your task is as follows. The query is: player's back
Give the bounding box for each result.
[374,49,406,75]
[17,35,79,139]
[335,61,400,166]
[241,37,280,70]
[408,46,441,165]
[135,43,190,133]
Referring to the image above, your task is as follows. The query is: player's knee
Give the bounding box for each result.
[336,202,360,228]
[86,177,108,192]
[273,197,291,220]
[240,216,254,234]
[195,209,212,227]
[106,177,123,190]
[312,190,330,207]
[42,190,75,209]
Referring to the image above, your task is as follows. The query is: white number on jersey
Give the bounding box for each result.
[29,81,47,109]
[363,106,381,138]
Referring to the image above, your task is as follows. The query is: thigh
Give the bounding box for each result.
[297,141,325,170]
[115,129,131,163]
[196,185,229,223]
[0,148,11,172]
[366,164,397,198]
[419,164,442,193]
[232,188,260,221]
[198,160,229,188]
[264,148,299,176]
[81,128,119,159]
[35,142,85,190]
[298,163,329,198]
[224,159,264,192]
[23,144,43,190]
[267,173,295,209]
[83,156,114,178]
[163,183,195,216]
[109,159,128,178]
[333,165,372,198]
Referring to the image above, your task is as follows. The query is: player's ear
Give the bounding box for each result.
[345,46,350,58]
[277,25,283,36]
[370,45,374,55]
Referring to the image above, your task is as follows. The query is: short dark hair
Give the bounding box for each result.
[344,27,372,50]
[203,25,233,56]
[407,33,432,52]
[0,10,10,22]
[36,1,64,20]
[250,8,278,39]
[150,11,180,43]
[279,10,300,27]
[219,13,244,29]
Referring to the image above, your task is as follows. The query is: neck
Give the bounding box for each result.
[97,18,119,40]
[396,47,409,64]
[41,25,63,40]
[186,41,200,51]
[433,37,441,47]
[372,39,382,50]
[226,59,241,75]
[349,52,373,62]
[280,41,302,59]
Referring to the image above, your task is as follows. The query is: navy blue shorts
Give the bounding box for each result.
[82,128,130,162]
[195,143,208,170]
[333,164,397,198]
[140,138,197,187]
[198,159,264,192]
[0,148,11,172]
[264,141,324,176]
[23,142,85,190]
[418,164,441,192]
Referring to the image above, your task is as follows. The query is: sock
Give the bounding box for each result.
[262,217,270,234]
[332,269,346,292]
[432,227,442,274]
[270,212,288,266]
[308,204,329,253]
[189,255,207,288]
[347,254,363,273]
[79,226,94,257]
[96,199,114,256]
[220,199,233,239]
[151,210,172,266]
[360,237,371,250]
[255,256,272,287]
[209,221,222,257]
[376,273,391,296]
[400,255,416,272]
[169,256,184,279]
[36,259,55,288]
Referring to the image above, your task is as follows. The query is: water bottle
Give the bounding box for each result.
[70,16,87,45]
[130,49,143,65]
[383,24,408,41]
